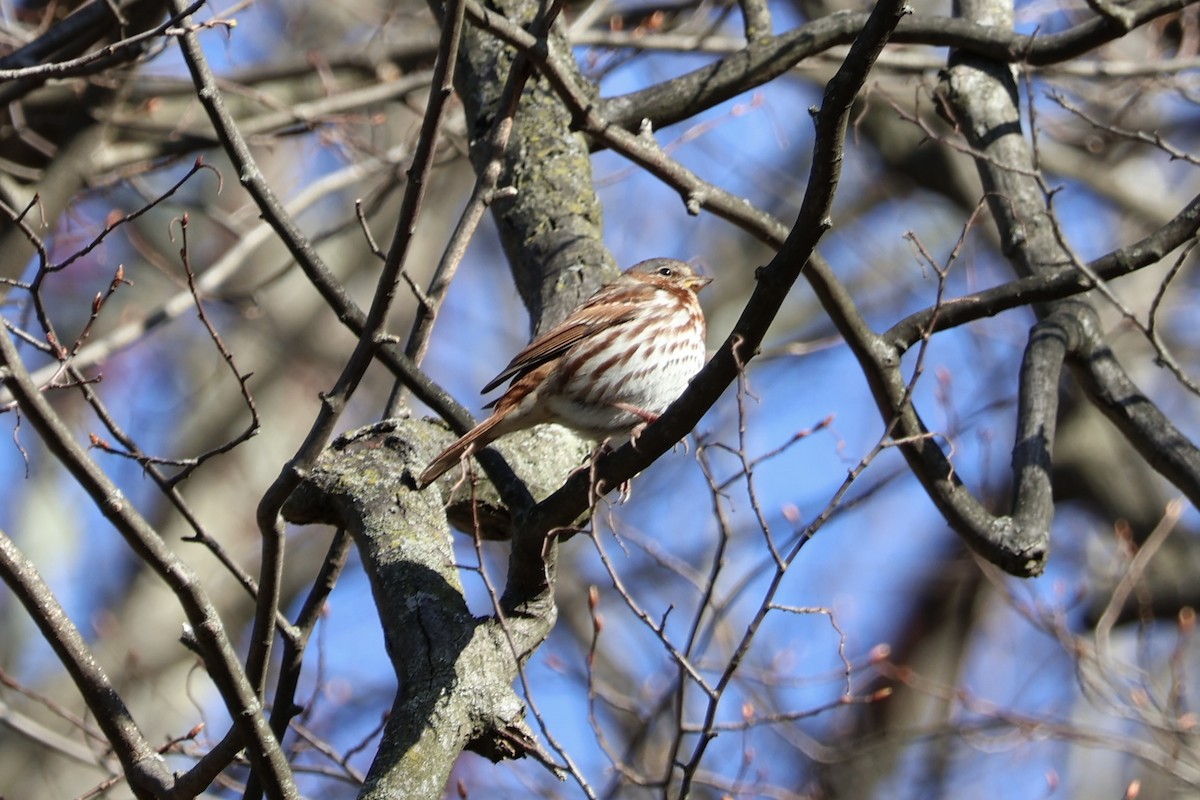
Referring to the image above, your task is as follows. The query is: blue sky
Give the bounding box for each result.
[3,0,1199,797]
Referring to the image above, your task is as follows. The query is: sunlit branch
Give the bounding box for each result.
[0,531,174,799]
[0,322,293,798]
[524,0,907,560]
[600,0,1194,134]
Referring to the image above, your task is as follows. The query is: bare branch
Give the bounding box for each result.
[0,532,173,799]
[0,323,292,797]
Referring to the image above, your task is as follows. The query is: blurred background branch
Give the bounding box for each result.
[1,0,1199,797]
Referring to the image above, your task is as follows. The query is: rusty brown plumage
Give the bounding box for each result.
[417,258,711,489]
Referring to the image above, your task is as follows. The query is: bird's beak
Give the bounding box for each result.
[687,275,713,292]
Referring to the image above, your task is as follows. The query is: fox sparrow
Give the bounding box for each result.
[417,258,711,488]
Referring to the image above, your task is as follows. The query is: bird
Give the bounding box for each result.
[417,258,711,489]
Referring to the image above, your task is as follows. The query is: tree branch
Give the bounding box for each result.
[0,323,296,797]
[600,0,1192,136]
[882,190,1200,352]
[523,0,910,555]
[0,531,174,799]
[281,423,550,798]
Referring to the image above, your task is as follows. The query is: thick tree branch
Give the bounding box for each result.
[455,0,616,332]
[444,0,619,625]
[599,0,1192,135]
[883,190,1200,352]
[855,0,1200,573]
[161,0,468,794]
[281,423,552,798]
[522,0,909,548]
[1071,310,1200,506]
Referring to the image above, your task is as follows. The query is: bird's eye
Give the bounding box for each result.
[658,266,674,277]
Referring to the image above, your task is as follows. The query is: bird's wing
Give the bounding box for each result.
[480,303,637,394]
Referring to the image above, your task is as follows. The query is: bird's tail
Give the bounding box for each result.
[417,415,505,489]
